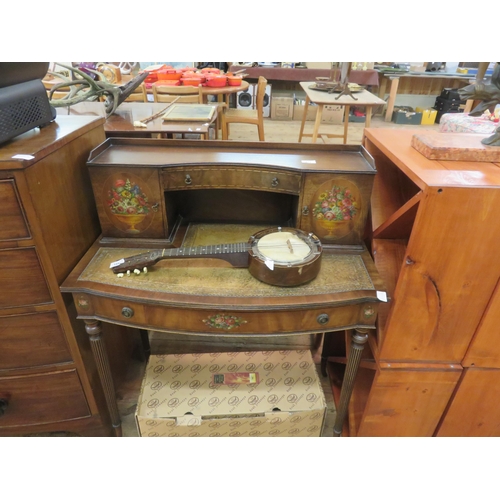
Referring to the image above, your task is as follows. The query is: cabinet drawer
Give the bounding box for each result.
[0,312,72,370]
[0,369,90,428]
[87,296,376,335]
[162,167,302,194]
[0,247,52,309]
[0,180,30,241]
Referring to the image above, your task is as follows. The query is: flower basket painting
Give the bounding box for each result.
[106,176,152,234]
[311,179,361,241]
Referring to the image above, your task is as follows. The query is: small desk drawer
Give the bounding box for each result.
[0,312,72,371]
[162,167,301,194]
[0,369,90,428]
[0,180,30,241]
[88,296,375,335]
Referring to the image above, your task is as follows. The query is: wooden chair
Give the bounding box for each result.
[151,83,208,139]
[221,76,267,141]
[125,83,148,102]
[152,83,203,104]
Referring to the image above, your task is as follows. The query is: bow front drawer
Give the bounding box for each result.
[162,167,301,194]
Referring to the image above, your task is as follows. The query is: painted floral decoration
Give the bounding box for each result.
[313,186,358,221]
[107,178,150,215]
[202,314,248,330]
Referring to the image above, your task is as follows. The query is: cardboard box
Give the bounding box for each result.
[321,104,344,124]
[293,103,317,121]
[136,350,327,437]
[293,104,344,123]
[392,107,422,125]
[416,107,438,125]
[305,62,332,70]
[271,96,294,120]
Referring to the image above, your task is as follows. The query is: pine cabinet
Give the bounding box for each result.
[334,128,500,436]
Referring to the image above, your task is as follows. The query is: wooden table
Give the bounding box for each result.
[377,70,474,122]
[229,66,379,86]
[298,82,386,144]
[56,102,218,140]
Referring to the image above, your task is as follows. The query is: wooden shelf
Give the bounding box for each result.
[373,191,422,239]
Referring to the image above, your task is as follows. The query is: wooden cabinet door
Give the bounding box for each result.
[437,368,500,437]
[299,173,373,247]
[463,279,500,368]
[90,167,166,239]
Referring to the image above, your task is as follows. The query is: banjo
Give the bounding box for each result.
[109,227,322,287]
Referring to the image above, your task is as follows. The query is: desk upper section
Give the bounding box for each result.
[88,138,376,174]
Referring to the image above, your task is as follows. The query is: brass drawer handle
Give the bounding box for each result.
[151,203,159,212]
[121,306,134,318]
[317,313,329,325]
[271,177,279,187]
[185,174,192,185]
[302,206,309,216]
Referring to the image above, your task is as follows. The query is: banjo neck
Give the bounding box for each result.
[110,242,252,275]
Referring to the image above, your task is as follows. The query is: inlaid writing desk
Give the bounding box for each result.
[298,82,386,144]
[56,102,218,140]
[61,138,386,437]
[62,227,385,437]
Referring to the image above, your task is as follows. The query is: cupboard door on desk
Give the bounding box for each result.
[0,370,90,428]
[299,174,373,247]
[90,167,166,239]
[0,312,72,370]
[0,247,52,309]
[0,180,30,241]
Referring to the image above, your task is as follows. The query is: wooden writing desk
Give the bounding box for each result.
[298,82,386,144]
[61,138,386,437]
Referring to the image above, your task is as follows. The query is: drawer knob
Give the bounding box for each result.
[317,313,329,325]
[302,206,309,216]
[185,174,192,185]
[271,177,279,187]
[121,306,134,318]
[0,398,9,417]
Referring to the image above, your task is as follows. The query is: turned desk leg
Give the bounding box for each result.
[333,328,369,437]
[85,319,122,437]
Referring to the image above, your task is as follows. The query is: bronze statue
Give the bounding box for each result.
[458,63,500,146]
[47,63,149,116]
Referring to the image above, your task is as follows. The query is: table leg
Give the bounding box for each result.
[85,319,122,437]
[312,103,324,143]
[298,96,309,142]
[365,106,372,128]
[332,327,369,437]
[385,77,399,122]
[343,105,350,144]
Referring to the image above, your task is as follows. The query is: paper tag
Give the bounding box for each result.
[109,258,125,269]
[12,154,35,160]
[176,415,202,427]
[212,372,260,385]
[301,160,317,164]
[377,291,388,302]
[265,258,274,271]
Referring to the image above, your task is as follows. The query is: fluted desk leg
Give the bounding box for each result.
[85,319,122,437]
[333,328,369,437]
